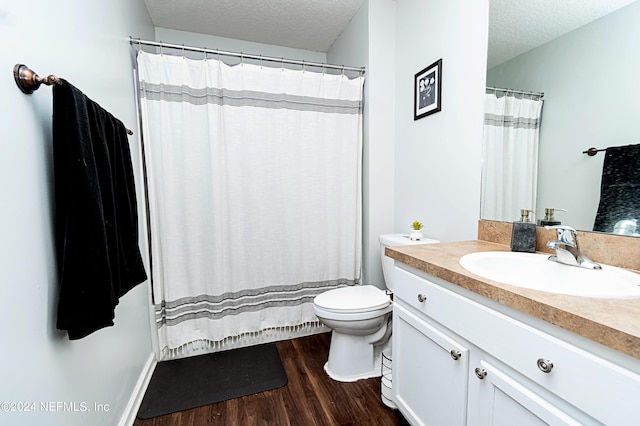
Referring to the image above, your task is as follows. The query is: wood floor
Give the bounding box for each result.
[133,332,409,425]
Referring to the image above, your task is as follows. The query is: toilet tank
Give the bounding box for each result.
[379,233,440,292]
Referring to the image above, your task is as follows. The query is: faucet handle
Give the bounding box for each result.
[544,225,577,245]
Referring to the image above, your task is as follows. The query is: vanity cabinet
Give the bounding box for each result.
[392,264,640,426]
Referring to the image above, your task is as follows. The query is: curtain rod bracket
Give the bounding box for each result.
[13,64,60,94]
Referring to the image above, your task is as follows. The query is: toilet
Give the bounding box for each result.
[313,233,439,382]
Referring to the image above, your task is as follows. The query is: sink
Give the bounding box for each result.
[459,251,640,299]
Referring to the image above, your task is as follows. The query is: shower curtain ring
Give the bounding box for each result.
[181,44,185,57]
[159,42,163,55]
[259,54,263,69]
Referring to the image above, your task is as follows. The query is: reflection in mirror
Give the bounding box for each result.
[482,0,640,235]
[481,89,543,223]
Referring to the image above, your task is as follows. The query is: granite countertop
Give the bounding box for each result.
[386,240,640,360]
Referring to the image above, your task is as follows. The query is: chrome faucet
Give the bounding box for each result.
[545,225,602,269]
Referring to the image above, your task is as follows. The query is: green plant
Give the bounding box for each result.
[411,221,424,230]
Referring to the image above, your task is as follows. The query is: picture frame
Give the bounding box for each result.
[414,59,442,120]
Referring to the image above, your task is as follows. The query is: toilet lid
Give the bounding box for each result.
[314,285,391,313]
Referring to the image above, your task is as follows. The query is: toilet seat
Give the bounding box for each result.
[314,285,391,314]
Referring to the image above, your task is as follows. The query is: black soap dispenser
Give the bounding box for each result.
[539,208,566,226]
[511,209,536,253]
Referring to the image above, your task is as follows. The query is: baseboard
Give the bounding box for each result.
[118,352,157,426]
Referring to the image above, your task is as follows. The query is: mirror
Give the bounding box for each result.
[483,0,640,235]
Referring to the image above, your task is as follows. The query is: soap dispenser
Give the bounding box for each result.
[511,209,536,253]
[539,208,566,226]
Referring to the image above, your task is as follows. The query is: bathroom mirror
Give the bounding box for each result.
[483,0,640,235]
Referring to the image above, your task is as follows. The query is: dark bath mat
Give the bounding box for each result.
[137,342,288,419]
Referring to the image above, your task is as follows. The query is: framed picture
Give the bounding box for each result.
[414,59,442,120]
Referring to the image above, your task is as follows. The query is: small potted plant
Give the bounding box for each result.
[409,221,424,241]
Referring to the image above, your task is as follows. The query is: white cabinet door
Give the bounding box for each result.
[468,359,585,426]
[394,303,469,426]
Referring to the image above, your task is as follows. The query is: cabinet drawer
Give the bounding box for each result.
[393,266,640,425]
[394,266,476,327]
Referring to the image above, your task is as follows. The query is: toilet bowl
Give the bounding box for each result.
[313,233,439,382]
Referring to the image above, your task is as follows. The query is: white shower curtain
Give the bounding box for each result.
[136,51,364,357]
[481,93,543,222]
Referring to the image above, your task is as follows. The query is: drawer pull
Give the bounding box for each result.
[474,368,487,380]
[450,350,461,360]
[417,294,427,302]
[537,358,554,373]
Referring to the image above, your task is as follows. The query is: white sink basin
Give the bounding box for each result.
[459,251,640,299]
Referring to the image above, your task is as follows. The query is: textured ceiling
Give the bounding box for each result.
[143,0,637,65]
[488,0,637,68]
[143,0,365,52]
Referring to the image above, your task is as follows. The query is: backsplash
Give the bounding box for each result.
[478,220,640,271]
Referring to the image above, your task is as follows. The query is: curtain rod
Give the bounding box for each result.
[486,86,544,98]
[129,37,366,75]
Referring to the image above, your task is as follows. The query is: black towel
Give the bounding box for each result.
[53,81,147,340]
[593,143,640,233]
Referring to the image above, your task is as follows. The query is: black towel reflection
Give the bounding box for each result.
[593,143,640,234]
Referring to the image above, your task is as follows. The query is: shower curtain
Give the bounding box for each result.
[481,93,544,222]
[136,51,364,357]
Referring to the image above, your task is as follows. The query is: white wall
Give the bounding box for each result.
[0,1,155,425]
[394,0,489,242]
[328,0,396,288]
[487,2,640,231]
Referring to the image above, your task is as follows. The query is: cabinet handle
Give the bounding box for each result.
[450,350,461,360]
[537,358,554,373]
[474,367,487,380]
[417,294,427,302]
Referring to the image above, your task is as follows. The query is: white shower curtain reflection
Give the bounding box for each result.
[481,93,543,222]
[137,51,364,358]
